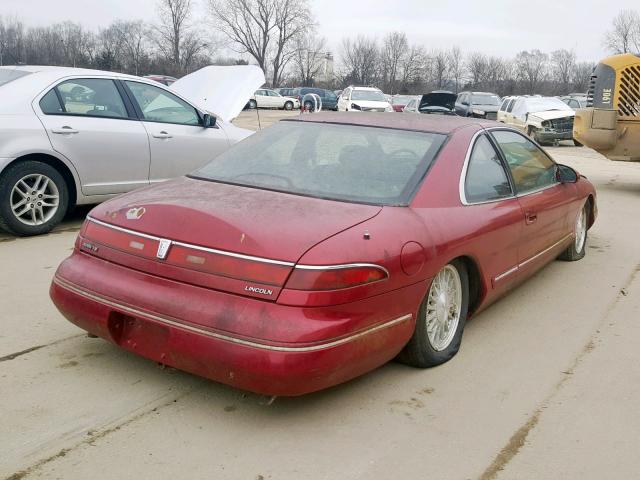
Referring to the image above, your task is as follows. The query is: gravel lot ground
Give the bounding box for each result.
[1,112,639,480]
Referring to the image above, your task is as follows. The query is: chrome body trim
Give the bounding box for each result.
[86,216,295,267]
[492,233,574,283]
[53,276,411,353]
[295,263,390,277]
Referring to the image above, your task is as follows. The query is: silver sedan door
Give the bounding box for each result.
[123,80,230,183]
[35,78,150,196]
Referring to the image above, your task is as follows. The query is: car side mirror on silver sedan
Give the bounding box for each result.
[202,113,217,128]
[556,164,579,183]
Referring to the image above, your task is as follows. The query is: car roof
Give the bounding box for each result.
[290,112,492,134]
[350,86,381,91]
[0,65,140,80]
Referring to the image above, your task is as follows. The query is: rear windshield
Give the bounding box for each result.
[0,69,31,87]
[351,90,387,102]
[472,94,501,106]
[192,121,446,205]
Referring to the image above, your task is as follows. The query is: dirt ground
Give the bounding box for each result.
[1,112,640,480]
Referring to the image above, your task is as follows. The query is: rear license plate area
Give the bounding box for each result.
[108,311,170,358]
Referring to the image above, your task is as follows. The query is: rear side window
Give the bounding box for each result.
[39,89,63,114]
[491,130,557,194]
[56,79,128,118]
[506,99,516,113]
[499,98,510,111]
[464,135,513,203]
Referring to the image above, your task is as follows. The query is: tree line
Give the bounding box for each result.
[1,2,638,96]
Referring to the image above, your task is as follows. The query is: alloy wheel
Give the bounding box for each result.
[10,174,60,226]
[426,265,463,351]
[575,205,587,252]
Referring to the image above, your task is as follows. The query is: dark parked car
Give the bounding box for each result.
[143,75,178,86]
[293,87,339,111]
[404,91,457,115]
[276,87,297,98]
[455,91,502,120]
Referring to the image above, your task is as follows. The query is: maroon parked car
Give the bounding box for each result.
[50,113,596,396]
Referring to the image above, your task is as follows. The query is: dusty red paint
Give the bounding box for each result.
[50,114,597,396]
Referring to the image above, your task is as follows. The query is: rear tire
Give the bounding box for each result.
[558,201,589,261]
[0,160,69,236]
[398,260,469,368]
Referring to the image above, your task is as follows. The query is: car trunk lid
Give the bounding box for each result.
[81,177,381,300]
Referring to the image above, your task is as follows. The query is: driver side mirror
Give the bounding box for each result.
[556,164,579,183]
[202,113,217,128]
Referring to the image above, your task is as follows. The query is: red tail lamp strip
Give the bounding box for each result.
[286,264,389,291]
[166,244,291,286]
[84,221,160,259]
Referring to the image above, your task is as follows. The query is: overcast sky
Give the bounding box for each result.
[2,0,638,61]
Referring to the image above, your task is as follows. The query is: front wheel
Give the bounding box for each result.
[558,201,589,261]
[284,101,294,111]
[0,160,69,236]
[248,99,257,109]
[398,260,469,367]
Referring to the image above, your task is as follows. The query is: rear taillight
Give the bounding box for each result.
[168,244,290,286]
[285,264,388,291]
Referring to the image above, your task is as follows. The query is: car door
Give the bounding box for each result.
[491,129,576,275]
[35,77,150,196]
[510,99,528,131]
[266,90,283,108]
[123,80,230,184]
[338,88,350,111]
[456,93,468,116]
[502,98,517,125]
[253,89,268,108]
[461,133,524,291]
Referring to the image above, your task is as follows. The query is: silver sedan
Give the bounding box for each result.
[0,65,260,236]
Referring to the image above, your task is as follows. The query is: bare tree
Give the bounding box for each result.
[96,25,124,71]
[428,49,449,89]
[341,35,378,85]
[270,0,311,87]
[467,52,488,89]
[515,49,548,94]
[551,49,576,94]
[293,31,326,86]
[447,46,463,93]
[155,0,206,74]
[380,32,408,94]
[210,0,310,86]
[604,9,640,54]
[572,61,596,93]
[210,0,276,75]
[0,16,25,65]
[115,21,149,75]
[400,45,426,88]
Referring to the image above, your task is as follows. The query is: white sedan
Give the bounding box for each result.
[248,89,300,110]
[0,65,263,236]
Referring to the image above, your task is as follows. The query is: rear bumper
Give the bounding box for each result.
[50,252,422,396]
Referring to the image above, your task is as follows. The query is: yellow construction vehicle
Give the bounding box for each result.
[573,53,640,161]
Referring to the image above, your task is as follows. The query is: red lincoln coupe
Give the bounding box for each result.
[50,113,596,396]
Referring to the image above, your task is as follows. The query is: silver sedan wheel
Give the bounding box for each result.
[10,174,60,226]
[426,264,463,352]
[575,205,587,252]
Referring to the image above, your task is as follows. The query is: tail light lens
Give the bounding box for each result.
[285,264,388,291]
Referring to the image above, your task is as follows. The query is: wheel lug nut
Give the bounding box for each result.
[37,202,42,206]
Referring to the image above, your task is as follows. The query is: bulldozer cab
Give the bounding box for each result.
[574,53,640,161]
